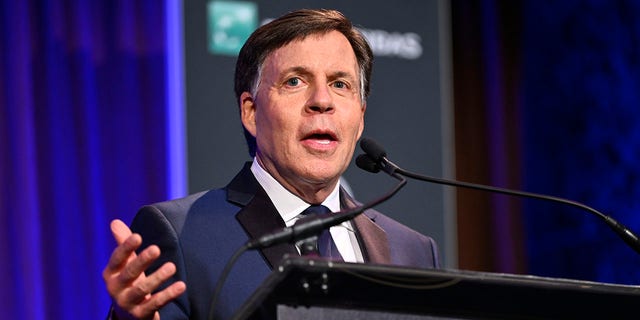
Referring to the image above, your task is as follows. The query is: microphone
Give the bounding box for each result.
[356,137,640,255]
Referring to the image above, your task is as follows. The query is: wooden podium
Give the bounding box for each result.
[232,255,640,319]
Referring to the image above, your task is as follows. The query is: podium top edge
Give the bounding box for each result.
[277,255,640,293]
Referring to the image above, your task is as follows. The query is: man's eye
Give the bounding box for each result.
[286,77,300,86]
[333,81,347,89]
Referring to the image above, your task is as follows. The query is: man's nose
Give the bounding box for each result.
[306,84,334,113]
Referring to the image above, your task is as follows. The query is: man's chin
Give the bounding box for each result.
[302,160,344,178]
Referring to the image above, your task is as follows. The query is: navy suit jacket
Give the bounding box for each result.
[130,162,439,319]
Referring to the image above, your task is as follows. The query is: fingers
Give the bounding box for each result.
[111,219,133,244]
[104,241,162,297]
[105,219,139,275]
[115,279,186,320]
[117,244,161,287]
[103,219,160,295]
[123,262,184,305]
[105,230,143,275]
[140,280,187,313]
[104,219,187,318]
[116,263,187,318]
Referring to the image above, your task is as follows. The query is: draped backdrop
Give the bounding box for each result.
[520,0,640,283]
[453,0,640,284]
[0,1,185,319]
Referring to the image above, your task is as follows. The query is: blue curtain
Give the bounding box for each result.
[452,0,640,284]
[522,0,640,284]
[0,1,185,319]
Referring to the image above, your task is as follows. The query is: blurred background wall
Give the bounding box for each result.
[2,0,640,318]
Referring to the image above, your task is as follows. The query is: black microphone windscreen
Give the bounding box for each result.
[356,154,380,173]
[359,137,386,161]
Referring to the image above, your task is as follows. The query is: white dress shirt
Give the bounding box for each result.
[250,159,363,262]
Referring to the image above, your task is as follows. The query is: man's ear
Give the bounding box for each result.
[240,92,257,137]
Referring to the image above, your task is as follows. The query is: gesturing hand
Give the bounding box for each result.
[103,219,186,319]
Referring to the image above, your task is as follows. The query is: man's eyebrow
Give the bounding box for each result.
[328,71,356,80]
[280,67,356,79]
[280,66,312,77]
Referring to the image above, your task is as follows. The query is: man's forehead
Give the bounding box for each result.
[263,32,358,74]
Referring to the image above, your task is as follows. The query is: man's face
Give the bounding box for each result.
[240,30,366,202]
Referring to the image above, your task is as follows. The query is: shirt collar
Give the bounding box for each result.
[250,158,341,226]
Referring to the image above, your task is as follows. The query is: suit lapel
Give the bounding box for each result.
[340,189,391,264]
[227,162,391,267]
[227,162,298,269]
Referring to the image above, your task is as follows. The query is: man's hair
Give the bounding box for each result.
[234,9,374,157]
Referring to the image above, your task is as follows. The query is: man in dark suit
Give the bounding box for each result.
[103,9,439,320]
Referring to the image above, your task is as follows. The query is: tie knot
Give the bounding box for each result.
[302,205,331,216]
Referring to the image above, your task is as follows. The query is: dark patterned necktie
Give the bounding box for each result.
[301,205,344,261]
